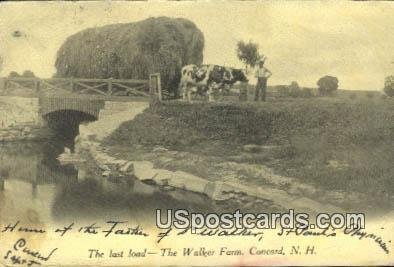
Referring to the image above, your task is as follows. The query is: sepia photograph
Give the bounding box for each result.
[0,1,393,266]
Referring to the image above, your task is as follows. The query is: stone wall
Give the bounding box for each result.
[0,125,50,142]
[0,96,47,142]
[0,96,43,128]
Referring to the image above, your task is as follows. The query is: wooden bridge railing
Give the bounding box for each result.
[0,75,163,100]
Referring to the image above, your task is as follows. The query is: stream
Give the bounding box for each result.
[0,135,221,228]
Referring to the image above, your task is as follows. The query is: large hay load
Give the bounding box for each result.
[55,17,204,96]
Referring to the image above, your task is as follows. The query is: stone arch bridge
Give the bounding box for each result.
[0,75,162,132]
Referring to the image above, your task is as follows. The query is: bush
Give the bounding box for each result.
[8,71,20,78]
[300,88,314,98]
[288,81,300,97]
[22,70,36,78]
[383,75,394,97]
[277,85,290,97]
[278,82,314,98]
[366,92,375,99]
[317,75,338,96]
[348,93,358,100]
[7,70,36,78]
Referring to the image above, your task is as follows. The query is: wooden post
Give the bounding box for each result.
[149,74,156,95]
[157,74,162,101]
[35,79,40,94]
[239,82,248,101]
[2,78,8,95]
[149,73,162,101]
[108,78,113,95]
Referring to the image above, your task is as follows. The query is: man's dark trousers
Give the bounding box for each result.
[255,77,267,101]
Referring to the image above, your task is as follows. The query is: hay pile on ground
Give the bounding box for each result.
[55,17,204,94]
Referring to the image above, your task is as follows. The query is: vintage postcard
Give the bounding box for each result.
[0,1,393,266]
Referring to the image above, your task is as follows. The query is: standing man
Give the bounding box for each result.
[254,57,272,101]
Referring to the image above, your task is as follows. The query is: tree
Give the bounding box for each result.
[289,81,300,91]
[317,75,339,96]
[7,70,36,78]
[22,70,36,78]
[236,41,261,74]
[288,81,300,97]
[383,75,394,97]
[8,71,20,78]
[6,70,36,90]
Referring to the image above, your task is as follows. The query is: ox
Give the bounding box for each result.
[178,64,248,102]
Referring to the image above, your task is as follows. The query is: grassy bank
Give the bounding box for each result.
[104,96,393,211]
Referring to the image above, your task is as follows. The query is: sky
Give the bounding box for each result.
[0,1,393,90]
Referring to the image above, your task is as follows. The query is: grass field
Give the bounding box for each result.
[104,94,393,214]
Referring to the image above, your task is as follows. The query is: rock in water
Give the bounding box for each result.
[102,170,111,177]
[120,161,134,174]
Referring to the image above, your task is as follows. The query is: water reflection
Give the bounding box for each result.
[0,140,215,227]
